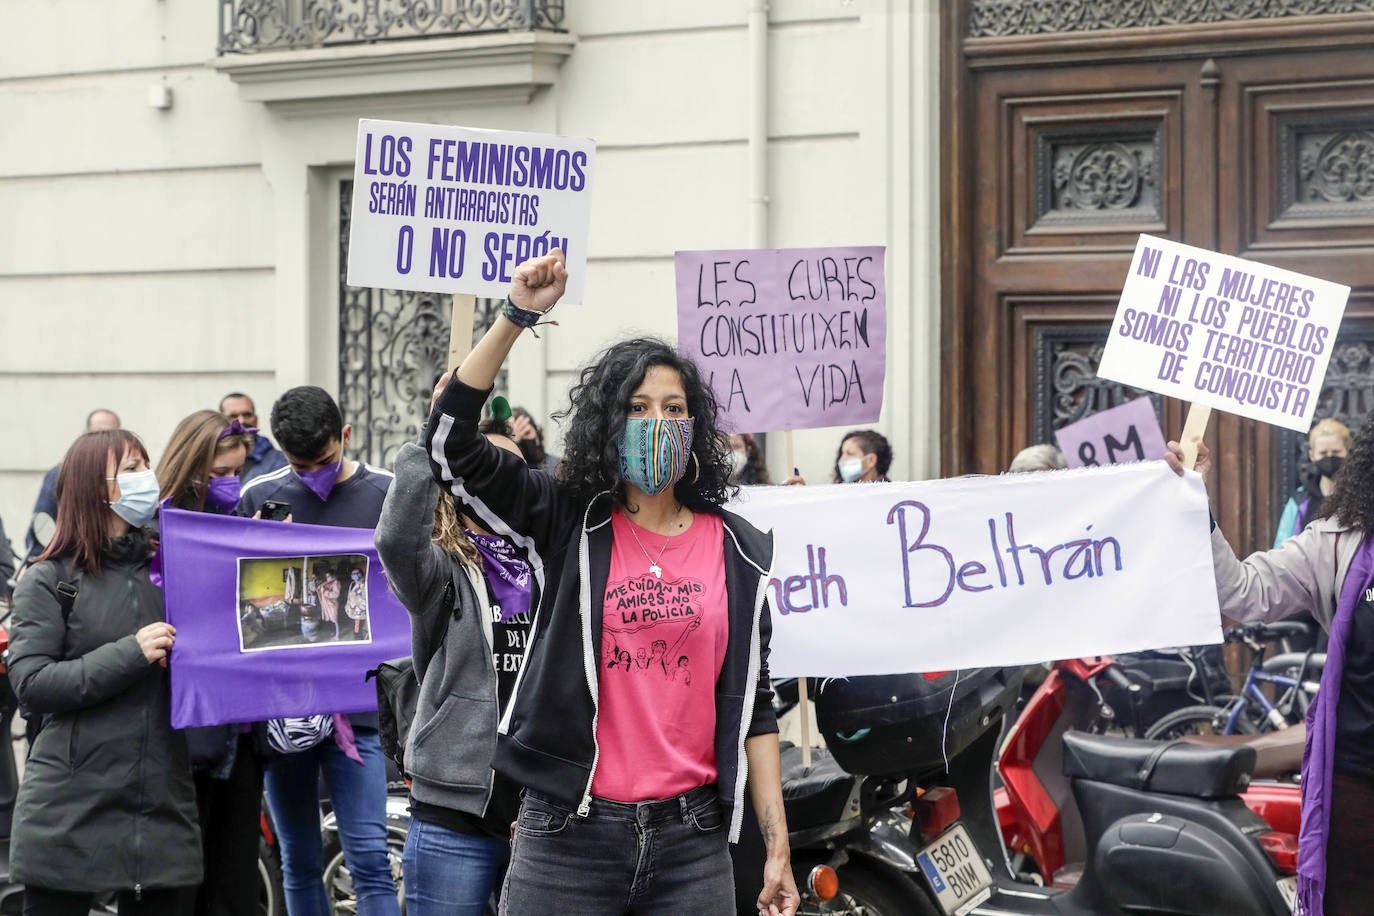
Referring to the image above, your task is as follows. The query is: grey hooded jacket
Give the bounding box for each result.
[375,441,515,817]
[1211,515,1362,631]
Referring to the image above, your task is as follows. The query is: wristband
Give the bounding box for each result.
[501,297,547,328]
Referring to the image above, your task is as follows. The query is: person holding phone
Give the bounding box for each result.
[423,250,798,916]
[9,429,200,914]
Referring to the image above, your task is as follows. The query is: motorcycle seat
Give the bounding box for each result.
[1178,722,1305,780]
[780,743,858,831]
[1062,731,1255,798]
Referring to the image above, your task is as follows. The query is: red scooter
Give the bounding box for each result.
[996,656,1302,893]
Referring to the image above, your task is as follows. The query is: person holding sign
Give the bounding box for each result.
[9,430,201,914]
[1169,428,1374,915]
[157,410,271,916]
[423,250,799,916]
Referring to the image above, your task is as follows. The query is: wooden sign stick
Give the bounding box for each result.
[782,429,816,769]
[1179,402,1211,471]
[448,294,476,372]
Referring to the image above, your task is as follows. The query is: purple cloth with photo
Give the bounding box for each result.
[159,505,410,728]
[1298,531,1374,915]
[466,529,531,622]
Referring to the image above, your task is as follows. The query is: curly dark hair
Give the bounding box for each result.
[831,429,893,483]
[1320,419,1373,529]
[553,337,735,512]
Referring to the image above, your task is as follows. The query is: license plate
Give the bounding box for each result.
[915,823,995,916]
[1276,876,1297,912]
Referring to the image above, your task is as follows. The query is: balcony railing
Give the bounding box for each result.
[218,0,566,54]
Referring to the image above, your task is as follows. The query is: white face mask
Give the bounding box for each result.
[107,468,160,528]
[838,457,867,483]
[729,450,748,479]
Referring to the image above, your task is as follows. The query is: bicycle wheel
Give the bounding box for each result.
[1144,704,1258,739]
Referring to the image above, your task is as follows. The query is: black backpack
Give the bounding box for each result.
[18,559,80,750]
[368,577,457,775]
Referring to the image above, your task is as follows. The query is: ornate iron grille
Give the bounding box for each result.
[1030,325,1163,447]
[339,179,505,468]
[968,0,1374,38]
[219,0,565,53]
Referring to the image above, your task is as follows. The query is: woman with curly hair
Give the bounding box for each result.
[1169,425,1374,916]
[422,249,798,916]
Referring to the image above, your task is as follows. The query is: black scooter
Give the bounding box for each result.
[806,668,1295,916]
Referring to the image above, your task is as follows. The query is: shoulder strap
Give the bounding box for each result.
[54,558,81,623]
[425,576,457,666]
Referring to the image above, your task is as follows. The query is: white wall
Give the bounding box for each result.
[0,0,940,555]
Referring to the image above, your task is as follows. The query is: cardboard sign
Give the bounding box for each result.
[161,507,411,728]
[675,247,887,432]
[346,119,595,303]
[1096,235,1350,433]
[729,463,1221,678]
[1054,397,1168,469]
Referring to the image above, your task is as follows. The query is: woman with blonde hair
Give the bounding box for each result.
[376,411,536,915]
[157,409,266,916]
[1274,417,1354,548]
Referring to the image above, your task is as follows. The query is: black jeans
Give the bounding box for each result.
[193,735,265,916]
[23,886,192,916]
[498,785,734,916]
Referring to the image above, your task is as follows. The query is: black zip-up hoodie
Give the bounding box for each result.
[423,378,778,843]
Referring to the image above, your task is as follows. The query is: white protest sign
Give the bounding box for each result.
[1097,235,1350,433]
[730,463,1221,677]
[347,119,595,303]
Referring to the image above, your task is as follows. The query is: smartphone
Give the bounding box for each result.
[261,500,292,522]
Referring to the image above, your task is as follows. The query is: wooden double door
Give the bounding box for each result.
[943,5,1374,555]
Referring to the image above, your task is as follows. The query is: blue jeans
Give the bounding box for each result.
[498,786,733,915]
[264,729,401,916]
[402,818,509,915]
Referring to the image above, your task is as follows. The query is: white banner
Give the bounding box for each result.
[730,462,1222,677]
[346,119,595,303]
[1096,235,1350,433]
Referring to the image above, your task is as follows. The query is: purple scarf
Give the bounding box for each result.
[1298,531,1374,914]
[466,530,531,622]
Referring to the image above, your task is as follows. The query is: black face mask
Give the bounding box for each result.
[518,438,545,467]
[1315,455,1345,479]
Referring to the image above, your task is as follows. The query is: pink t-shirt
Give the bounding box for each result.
[591,508,729,802]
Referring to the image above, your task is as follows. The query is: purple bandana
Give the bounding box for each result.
[1297,531,1374,915]
[219,419,259,441]
[296,459,343,502]
[205,476,241,513]
[466,530,531,623]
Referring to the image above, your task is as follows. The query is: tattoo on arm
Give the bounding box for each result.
[759,800,783,848]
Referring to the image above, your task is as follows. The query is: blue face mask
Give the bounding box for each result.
[108,468,160,528]
[617,417,694,496]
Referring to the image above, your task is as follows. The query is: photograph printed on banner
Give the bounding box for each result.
[236,554,373,651]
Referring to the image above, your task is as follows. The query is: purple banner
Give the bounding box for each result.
[160,506,410,728]
[675,247,887,432]
[1054,397,1168,469]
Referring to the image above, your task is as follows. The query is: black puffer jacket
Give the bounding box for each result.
[8,532,202,892]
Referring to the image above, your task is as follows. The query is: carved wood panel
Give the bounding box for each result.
[944,2,1374,556]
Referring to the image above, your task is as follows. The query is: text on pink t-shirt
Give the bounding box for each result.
[591,508,729,802]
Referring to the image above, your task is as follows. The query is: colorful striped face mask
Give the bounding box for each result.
[616,416,695,496]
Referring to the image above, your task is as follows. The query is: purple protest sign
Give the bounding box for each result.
[1054,397,1168,469]
[160,506,410,728]
[675,247,887,432]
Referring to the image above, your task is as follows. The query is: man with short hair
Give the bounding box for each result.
[26,409,121,558]
[236,386,399,916]
[219,392,288,483]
